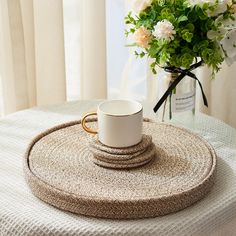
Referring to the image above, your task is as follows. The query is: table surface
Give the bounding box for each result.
[1,101,236,236]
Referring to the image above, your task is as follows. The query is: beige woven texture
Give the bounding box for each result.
[90,134,155,169]
[24,118,216,219]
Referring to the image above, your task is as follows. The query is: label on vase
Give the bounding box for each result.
[171,91,195,113]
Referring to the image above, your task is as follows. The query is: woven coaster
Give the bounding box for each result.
[89,134,155,169]
[92,143,156,169]
[24,118,217,219]
[89,134,153,155]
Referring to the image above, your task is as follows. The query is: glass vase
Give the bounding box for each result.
[157,71,196,122]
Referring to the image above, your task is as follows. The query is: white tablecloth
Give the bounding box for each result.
[0,101,236,236]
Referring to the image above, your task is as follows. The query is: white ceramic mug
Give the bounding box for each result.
[81,100,143,148]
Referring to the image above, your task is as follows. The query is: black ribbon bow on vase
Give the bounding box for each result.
[153,60,208,113]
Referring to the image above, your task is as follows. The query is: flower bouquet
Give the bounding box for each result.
[125,0,236,118]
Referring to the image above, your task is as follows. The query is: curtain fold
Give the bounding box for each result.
[20,0,36,107]
[0,0,66,115]
[33,0,66,106]
[0,0,28,114]
[198,64,236,128]
[80,0,107,99]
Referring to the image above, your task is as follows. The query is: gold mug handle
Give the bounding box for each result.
[81,112,98,134]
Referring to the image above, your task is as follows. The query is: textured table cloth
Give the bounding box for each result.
[1,100,236,236]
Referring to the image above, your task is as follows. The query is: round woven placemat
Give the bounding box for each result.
[24,118,217,219]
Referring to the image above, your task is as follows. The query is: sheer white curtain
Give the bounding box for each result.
[197,65,236,128]
[107,0,147,100]
[0,0,107,116]
[0,0,66,115]
[80,0,107,99]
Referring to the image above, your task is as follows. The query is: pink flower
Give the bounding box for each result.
[134,27,152,48]
[153,20,176,41]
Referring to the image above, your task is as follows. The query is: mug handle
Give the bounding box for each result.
[81,112,98,134]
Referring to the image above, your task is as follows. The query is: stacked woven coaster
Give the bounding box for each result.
[89,135,156,169]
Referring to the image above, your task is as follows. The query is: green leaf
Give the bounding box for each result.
[152,68,157,74]
[148,45,162,57]
[185,23,195,32]
[140,52,146,58]
[178,15,188,23]
[181,30,193,42]
[124,0,228,75]
[125,43,137,47]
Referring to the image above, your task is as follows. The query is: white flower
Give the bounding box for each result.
[188,0,214,7]
[188,0,232,16]
[131,0,152,13]
[207,13,236,40]
[215,14,236,30]
[153,20,176,41]
[209,0,232,16]
[207,28,226,40]
[207,13,236,65]
[220,29,236,66]
[188,0,231,7]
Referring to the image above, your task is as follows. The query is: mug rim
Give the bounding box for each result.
[98,99,143,117]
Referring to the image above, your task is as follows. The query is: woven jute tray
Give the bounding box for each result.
[24,118,217,219]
